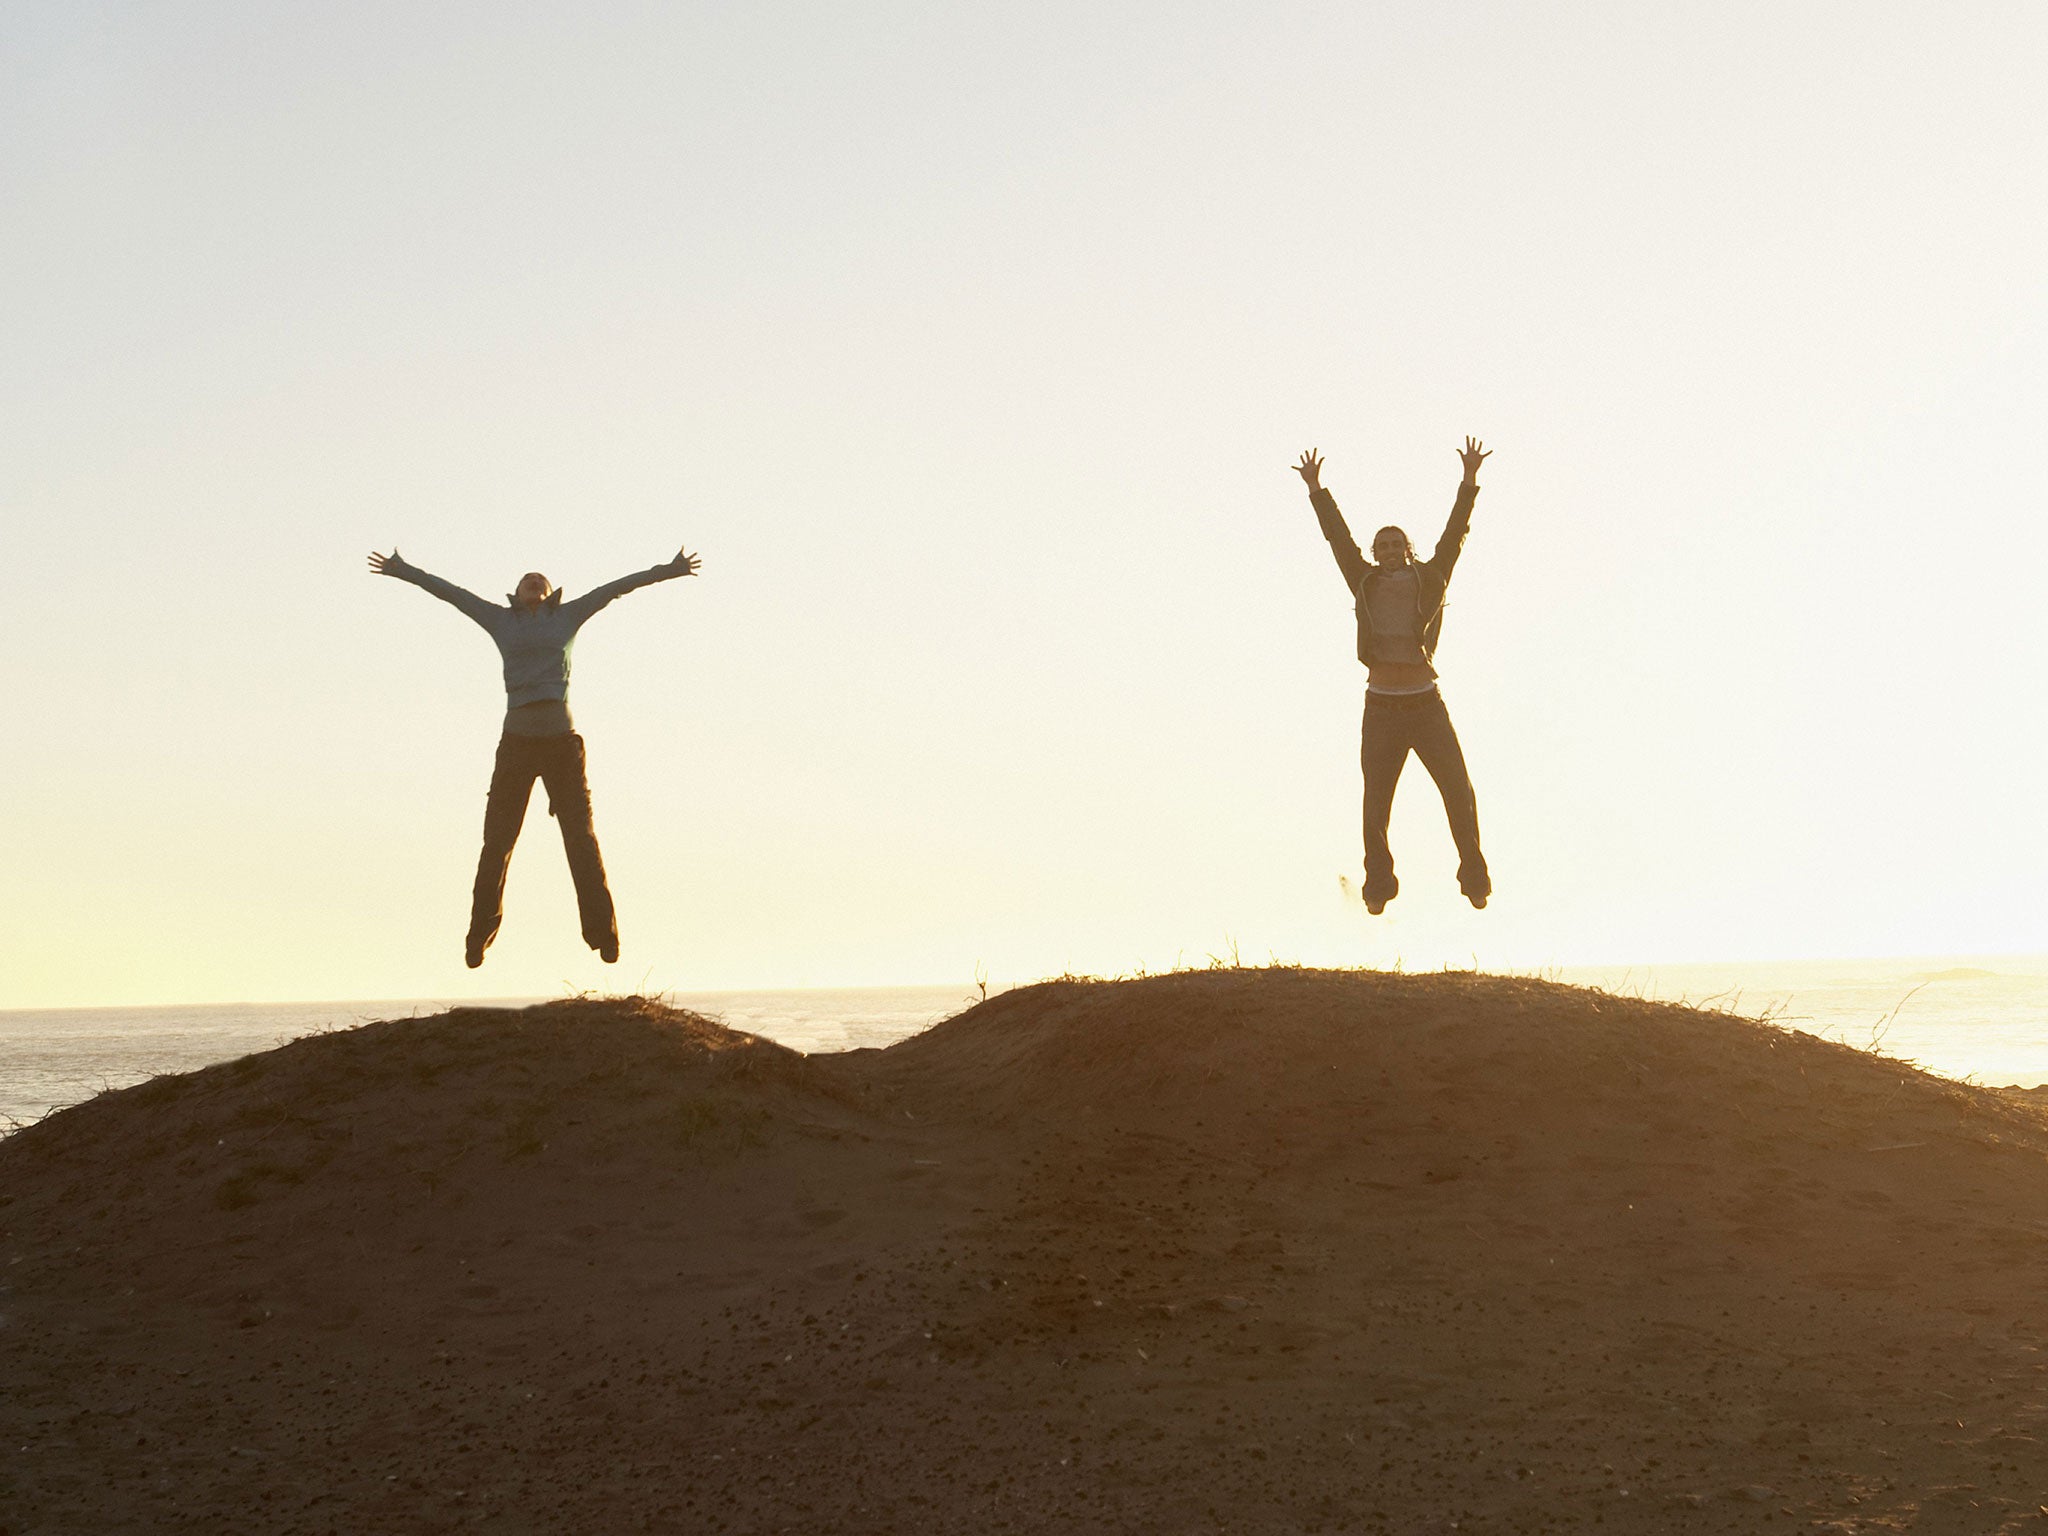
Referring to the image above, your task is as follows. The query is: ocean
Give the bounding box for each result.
[1557,955,2048,1085]
[4,957,2046,1132]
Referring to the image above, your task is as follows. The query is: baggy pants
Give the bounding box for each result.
[1361,688,1489,904]
[467,731,618,956]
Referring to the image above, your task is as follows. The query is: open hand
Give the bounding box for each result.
[367,549,405,576]
[667,547,701,577]
[1457,436,1490,483]
[1292,449,1324,493]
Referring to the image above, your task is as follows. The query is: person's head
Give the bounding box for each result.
[513,571,553,609]
[1371,526,1415,570]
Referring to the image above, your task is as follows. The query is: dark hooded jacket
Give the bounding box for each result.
[1311,482,1477,668]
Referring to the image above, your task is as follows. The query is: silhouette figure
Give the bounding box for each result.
[1293,440,1490,914]
[369,547,701,966]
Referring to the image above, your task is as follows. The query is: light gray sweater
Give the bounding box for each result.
[387,556,683,713]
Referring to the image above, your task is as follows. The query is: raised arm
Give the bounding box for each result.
[367,549,500,629]
[1293,449,1369,593]
[1425,437,1488,577]
[556,546,702,624]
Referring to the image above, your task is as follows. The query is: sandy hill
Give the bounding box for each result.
[6,969,2048,1534]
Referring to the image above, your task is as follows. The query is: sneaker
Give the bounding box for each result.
[464,939,487,969]
[598,939,619,964]
[1364,897,1387,916]
[1467,892,1488,910]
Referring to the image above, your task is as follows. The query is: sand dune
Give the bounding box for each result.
[6,968,2048,1533]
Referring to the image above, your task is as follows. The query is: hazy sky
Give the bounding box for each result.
[5,1,2045,1007]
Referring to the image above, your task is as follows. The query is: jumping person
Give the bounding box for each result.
[1292,439,1491,914]
[367,545,701,966]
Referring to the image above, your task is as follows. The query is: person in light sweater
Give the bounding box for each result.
[368,545,700,967]
[1293,440,1490,915]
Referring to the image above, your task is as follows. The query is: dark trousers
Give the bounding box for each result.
[1361,689,1488,902]
[468,731,617,955]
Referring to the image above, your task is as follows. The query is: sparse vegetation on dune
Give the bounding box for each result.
[6,969,2048,1533]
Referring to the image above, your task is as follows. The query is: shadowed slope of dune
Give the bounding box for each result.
[6,972,2048,1534]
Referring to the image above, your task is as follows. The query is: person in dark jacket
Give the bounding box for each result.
[368,545,700,966]
[1293,439,1490,914]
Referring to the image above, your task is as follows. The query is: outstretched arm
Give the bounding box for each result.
[557,546,703,623]
[1427,437,1488,576]
[1293,449,1368,593]
[367,548,500,628]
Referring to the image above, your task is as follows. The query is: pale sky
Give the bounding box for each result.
[5,1,2045,1008]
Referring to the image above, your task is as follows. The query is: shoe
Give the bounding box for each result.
[598,939,619,964]
[1364,897,1387,916]
[464,939,487,969]
[1467,892,1488,910]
